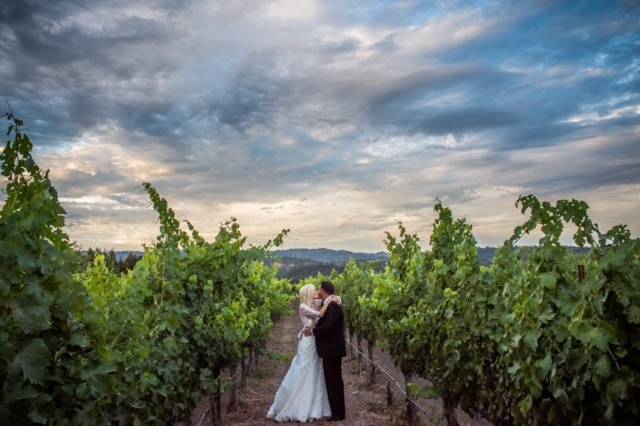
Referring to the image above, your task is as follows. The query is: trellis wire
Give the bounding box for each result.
[344,338,435,420]
[196,338,437,426]
[196,402,209,426]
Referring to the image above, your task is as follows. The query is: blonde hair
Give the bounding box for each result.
[299,284,316,307]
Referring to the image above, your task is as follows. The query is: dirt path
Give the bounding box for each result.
[223,309,404,425]
[210,307,491,426]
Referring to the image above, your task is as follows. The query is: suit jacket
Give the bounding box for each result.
[314,302,346,358]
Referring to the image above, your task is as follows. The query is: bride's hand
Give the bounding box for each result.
[327,295,342,305]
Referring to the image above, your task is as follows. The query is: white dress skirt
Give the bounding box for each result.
[267,303,332,422]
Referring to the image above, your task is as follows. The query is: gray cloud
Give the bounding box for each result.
[1,0,638,250]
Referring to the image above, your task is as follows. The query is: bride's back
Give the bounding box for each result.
[299,300,322,329]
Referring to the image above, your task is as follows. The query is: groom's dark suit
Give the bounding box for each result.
[314,302,346,420]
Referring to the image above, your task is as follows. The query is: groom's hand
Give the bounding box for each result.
[303,327,313,336]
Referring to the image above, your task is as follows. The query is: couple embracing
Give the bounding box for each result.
[267,281,346,422]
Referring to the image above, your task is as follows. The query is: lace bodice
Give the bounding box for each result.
[299,301,322,329]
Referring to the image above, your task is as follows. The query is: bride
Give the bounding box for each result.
[267,284,341,422]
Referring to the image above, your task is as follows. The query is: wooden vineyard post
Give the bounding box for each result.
[386,381,393,406]
[356,335,363,374]
[253,348,259,368]
[227,366,239,413]
[578,264,585,283]
[209,373,222,426]
[403,371,418,426]
[367,340,376,386]
[240,357,247,386]
[348,328,355,359]
[442,391,459,426]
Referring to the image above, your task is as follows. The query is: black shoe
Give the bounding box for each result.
[330,416,345,422]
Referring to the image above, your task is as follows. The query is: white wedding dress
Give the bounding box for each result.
[267,302,332,422]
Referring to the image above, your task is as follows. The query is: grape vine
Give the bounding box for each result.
[0,114,294,424]
[1,112,638,425]
[333,198,639,425]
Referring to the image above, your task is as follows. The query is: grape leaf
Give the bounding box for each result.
[14,338,50,385]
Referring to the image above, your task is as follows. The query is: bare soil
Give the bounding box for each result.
[189,308,493,426]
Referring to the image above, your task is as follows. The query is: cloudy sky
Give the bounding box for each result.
[1,0,638,251]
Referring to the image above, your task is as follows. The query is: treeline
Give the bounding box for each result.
[274,257,386,282]
[78,248,142,273]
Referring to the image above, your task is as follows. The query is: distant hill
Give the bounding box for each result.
[105,246,590,282]
[272,248,389,264]
[268,249,388,282]
[270,247,592,281]
[271,257,346,282]
[476,246,590,265]
[112,248,389,264]
[270,248,493,280]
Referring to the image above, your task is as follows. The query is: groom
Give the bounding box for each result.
[312,281,346,421]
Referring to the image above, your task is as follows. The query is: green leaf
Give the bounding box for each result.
[587,327,609,351]
[627,305,640,324]
[408,383,440,399]
[508,362,521,375]
[28,408,47,424]
[4,383,40,402]
[518,395,533,416]
[512,333,522,346]
[536,353,552,378]
[14,338,50,385]
[594,355,611,378]
[11,301,51,333]
[539,272,556,289]
[70,332,90,348]
[606,379,628,401]
[524,331,539,350]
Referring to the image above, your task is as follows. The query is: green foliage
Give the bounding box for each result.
[0,112,108,424]
[336,196,639,425]
[0,115,294,424]
[2,111,637,425]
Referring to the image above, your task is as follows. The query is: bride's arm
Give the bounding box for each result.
[318,300,331,318]
[300,303,321,319]
[318,296,341,317]
[300,300,334,319]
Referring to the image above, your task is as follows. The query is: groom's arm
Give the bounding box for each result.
[313,304,340,337]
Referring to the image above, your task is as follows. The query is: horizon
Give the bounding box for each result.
[81,244,595,255]
[1,0,638,251]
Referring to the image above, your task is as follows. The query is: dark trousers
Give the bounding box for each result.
[322,357,345,419]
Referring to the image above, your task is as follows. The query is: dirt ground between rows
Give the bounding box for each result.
[190,306,492,426]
